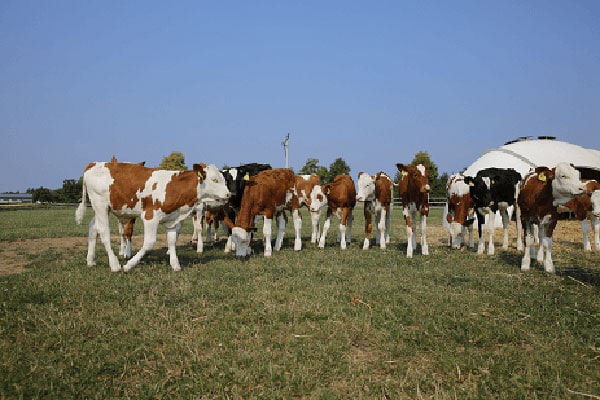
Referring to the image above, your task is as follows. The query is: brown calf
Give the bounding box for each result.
[396,163,430,257]
[310,174,356,249]
[228,169,299,257]
[356,171,393,249]
[517,163,586,272]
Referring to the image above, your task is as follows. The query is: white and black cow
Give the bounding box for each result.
[464,168,522,255]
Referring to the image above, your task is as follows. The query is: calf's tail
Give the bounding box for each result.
[75,181,87,225]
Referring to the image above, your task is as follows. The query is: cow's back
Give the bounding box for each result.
[84,162,157,210]
[374,172,392,207]
[518,168,555,217]
[328,175,357,208]
[236,168,296,228]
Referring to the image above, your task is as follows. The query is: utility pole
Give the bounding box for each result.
[282,133,290,169]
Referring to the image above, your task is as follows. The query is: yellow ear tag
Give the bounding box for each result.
[243,172,250,181]
[538,173,546,182]
[325,187,330,195]
[402,171,408,177]
[197,171,204,182]
[491,180,495,185]
[468,182,474,187]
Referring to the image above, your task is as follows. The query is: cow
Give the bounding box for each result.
[309,174,356,249]
[75,162,230,272]
[560,179,600,251]
[517,163,587,272]
[117,218,137,259]
[191,163,272,253]
[194,204,228,245]
[295,174,322,244]
[396,163,430,257]
[463,168,522,255]
[445,173,475,249]
[356,171,393,250]
[228,168,300,257]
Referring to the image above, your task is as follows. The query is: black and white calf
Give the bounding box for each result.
[464,168,522,255]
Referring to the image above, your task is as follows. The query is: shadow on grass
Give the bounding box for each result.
[557,266,600,288]
[498,251,523,270]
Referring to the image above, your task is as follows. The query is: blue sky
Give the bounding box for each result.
[1,0,599,192]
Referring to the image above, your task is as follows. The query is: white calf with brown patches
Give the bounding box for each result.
[356,172,393,250]
[76,162,230,272]
[310,174,356,249]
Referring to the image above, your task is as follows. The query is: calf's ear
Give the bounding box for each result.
[396,163,406,171]
[193,163,207,182]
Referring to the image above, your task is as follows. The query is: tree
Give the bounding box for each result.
[28,186,53,203]
[54,179,82,203]
[327,157,351,182]
[160,151,188,171]
[298,158,328,183]
[411,151,438,180]
[298,158,320,175]
[298,157,351,184]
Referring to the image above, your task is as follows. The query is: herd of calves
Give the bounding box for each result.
[76,159,599,274]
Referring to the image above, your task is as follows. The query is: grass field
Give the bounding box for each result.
[0,207,599,399]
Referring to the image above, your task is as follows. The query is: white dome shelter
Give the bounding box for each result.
[463,136,600,178]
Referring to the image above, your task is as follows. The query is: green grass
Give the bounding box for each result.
[0,207,599,399]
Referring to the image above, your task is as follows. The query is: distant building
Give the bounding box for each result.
[0,193,33,204]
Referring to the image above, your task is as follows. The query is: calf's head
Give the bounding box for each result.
[396,163,430,195]
[310,185,328,212]
[356,172,375,202]
[589,183,600,218]
[552,162,586,206]
[464,175,492,210]
[195,164,231,203]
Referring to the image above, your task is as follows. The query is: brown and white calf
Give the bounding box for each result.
[192,163,273,253]
[396,163,430,257]
[517,163,587,272]
[309,174,356,249]
[356,171,393,250]
[76,162,230,272]
[445,173,475,249]
[192,204,228,247]
[561,179,600,251]
[295,174,322,244]
[228,169,300,257]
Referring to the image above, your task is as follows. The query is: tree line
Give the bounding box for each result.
[26,151,449,203]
